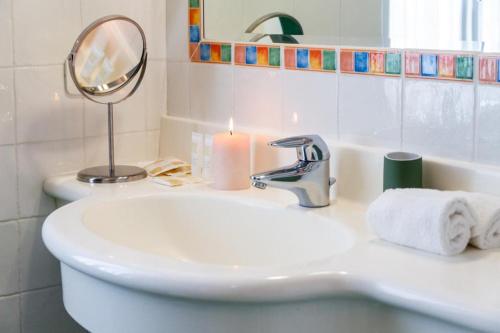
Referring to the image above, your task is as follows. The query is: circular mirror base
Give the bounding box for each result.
[77,165,147,184]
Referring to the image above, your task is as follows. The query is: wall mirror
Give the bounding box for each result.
[67,15,148,184]
[203,0,500,52]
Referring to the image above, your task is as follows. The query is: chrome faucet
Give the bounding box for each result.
[250,135,335,208]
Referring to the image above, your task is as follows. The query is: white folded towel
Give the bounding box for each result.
[367,189,477,256]
[456,192,500,250]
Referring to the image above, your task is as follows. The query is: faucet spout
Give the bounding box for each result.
[250,136,335,208]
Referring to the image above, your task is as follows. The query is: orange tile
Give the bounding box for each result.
[211,44,221,62]
[284,48,296,69]
[309,49,322,70]
[438,54,455,78]
[235,45,246,64]
[189,8,201,26]
[257,47,269,65]
[370,52,385,73]
[340,50,354,72]
[189,43,200,61]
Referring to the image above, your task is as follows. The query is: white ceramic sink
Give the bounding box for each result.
[42,184,500,333]
[82,194,353,268]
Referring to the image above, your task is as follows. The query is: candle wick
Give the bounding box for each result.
[230,130,233,136]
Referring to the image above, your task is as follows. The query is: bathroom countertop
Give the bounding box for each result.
[43,174,500,333]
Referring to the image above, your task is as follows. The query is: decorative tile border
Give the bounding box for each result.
[405,52,474,81]
[340,49,401,76]
[188,0,500,86]
[479,56,500,85]
[284,47,336,72]
[188,0,202,59]
[235,44,281,68]
[190,42,232,64]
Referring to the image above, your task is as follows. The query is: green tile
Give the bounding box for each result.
[221,44,232,62]
[189,0,200,8]
[269,47,281,67]
[385,53,401,75]
[456,56,474,80]
[322,50,336,71]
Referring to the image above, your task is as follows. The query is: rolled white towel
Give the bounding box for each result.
[456,192,500,250]
[367,189,477,256]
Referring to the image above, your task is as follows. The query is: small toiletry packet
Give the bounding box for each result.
[144,158,192,177]
[152,175,203,187]
[145,158,203,187]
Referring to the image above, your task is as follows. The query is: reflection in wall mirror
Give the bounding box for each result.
[67,15,148,184]
[203,0,500,52]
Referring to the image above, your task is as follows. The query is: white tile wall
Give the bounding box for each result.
[16,66,84,143]
[403,79,475,161]
[166,0,500,173]
[12,0,82,66]
[0,69,16,145]
[476,85,500,164]
[339,75,401,148]
[282,71,338,140]
[0,295,20,333]
[0,0,167,331]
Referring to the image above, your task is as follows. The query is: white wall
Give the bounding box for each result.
[0,0,166,331]
[168,0,500,166]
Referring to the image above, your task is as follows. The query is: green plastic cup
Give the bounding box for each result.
[384,152,423,191]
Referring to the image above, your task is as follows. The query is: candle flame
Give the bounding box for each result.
[229,117,234,135]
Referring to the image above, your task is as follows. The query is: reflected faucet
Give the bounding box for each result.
[250,135,335,208]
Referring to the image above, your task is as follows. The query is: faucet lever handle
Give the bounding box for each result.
[268,135,330,161]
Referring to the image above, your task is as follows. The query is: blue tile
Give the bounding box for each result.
[189,25,200,43]
[421,54,438,77]
[297,49,309,69]
[200,44,211,62]
[246,46,257,65]
[498,59,500,82]
[354,52,369,72]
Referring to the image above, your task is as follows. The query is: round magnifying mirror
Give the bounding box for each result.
[67,15,148,183]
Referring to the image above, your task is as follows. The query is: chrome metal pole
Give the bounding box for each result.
[107,103,115,176]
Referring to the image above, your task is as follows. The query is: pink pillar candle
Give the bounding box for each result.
[212,131,250,190]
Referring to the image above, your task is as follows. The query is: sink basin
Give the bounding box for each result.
[82,194,354,268]
[42,186,497,333]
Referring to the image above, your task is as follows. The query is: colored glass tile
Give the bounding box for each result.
[189,43,200,61]
[189,0,200,8]
[479,57,497,82]
[189,25,200,43]
[309,49,322,70]
[340,50,354,72]
[385,53,401,75]
[284,48,296,69]
[323,50,336,71]
[498,59,500,82]
[405,53,420,76]
[370,52,384,74]
[257,47,269,65]
[221,45,231,63]
[235,45,246,64]
[211,44,221,62]
[269,48,281,67]
[456,55,474,80]
[189,8,201,26]
[438,55,455,78]
[246,46,257,65]
[354,52,369,73]
[297,49,309,69]
[200,44,211,62]
[421,54,438,77]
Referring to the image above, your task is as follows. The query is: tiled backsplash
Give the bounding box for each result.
[170,0,500,168]
[0,0,166,331]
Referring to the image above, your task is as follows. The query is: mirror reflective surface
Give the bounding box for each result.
[72,19,144,96]
[204,0,500,52]
[68,15,148,184]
